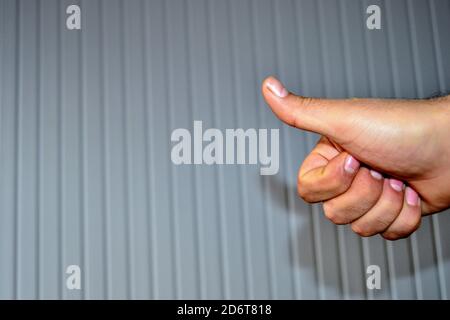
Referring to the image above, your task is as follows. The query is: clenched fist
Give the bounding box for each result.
[262,76,450,240]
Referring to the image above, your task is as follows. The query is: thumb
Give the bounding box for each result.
[262,76,352,139]
[261,76,435,178]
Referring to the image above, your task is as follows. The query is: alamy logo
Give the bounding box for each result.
[66,5,81,30]
[171,121,279,175]
[366,5,381,30]
[66,265,81,290]
[366,265,381,290]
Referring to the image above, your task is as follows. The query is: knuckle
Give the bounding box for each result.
[381,231,400,241]
[351,223,373,237]
[397,220,421,238]
[406,215,422,232]
[323,201,346,224]
[382,219,421,241]
[297,165,349,204]
[322,201,334,216]
[297,182,315,202]
[373,216,394,231]
[297,174,321,203]
[323,205,337,223]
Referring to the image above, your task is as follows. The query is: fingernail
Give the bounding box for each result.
[389,179,404,192]
[266,77,289,98]
[405,186,419,206]
[344,155,360,174]
[370,170,383,180]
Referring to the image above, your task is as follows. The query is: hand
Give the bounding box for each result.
[262,76,450,240]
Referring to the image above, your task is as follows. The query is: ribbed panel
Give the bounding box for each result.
[0,0,450,299]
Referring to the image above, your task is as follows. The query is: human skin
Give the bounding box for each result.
[262,76,450,240]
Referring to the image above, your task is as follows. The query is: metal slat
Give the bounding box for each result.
[1,0,450,299]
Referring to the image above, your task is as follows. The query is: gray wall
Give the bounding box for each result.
[1,0,450,299]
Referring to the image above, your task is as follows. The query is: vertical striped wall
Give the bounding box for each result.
[0,0,450,299]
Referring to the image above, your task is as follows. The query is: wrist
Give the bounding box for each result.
[440,95,450,130]
[431,95,450,128]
